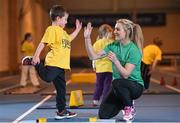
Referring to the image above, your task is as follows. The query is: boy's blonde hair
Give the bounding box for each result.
[116,19,144,54]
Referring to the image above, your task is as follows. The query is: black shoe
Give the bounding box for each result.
[22,56,33,65]
[55,110,77,119]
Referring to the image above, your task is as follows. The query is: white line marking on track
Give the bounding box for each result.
[12,94,54,123]
[12,69,87,123]
[151,78,180,93]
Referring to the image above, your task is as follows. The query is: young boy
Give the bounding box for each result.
[22,5,82,119]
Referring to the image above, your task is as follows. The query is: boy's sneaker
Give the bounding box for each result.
[55,110,77,119]
[22,56,33,65]
[123,106,136,122]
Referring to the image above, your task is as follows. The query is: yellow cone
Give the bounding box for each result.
[69,90,84,107]
[89,117,97,122]
[36,118,47,123]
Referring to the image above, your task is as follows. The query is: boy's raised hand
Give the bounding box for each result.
[84,22,93,39]
[75,19,82,31]
[70,19,82,40]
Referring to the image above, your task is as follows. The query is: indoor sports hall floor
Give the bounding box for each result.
[0,68,179,123]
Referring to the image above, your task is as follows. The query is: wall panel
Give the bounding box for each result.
[0,0,9,71]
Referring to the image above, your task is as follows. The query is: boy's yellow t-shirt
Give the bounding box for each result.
[142,44,162,65]
[41,26,73,69]
[93,39,113,73]
[21,41,35,56]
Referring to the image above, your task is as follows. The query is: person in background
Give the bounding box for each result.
[84,19,144,122]
[92,24,113,106]
[20,33,40,87]
[22,5,82,119]
[141,37,163,90]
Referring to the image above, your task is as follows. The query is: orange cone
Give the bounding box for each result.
[171,77,178,86]
[160,76,165,85]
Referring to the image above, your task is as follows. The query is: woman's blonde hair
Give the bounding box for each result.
[116,19,144,54]
[97,24,113,40]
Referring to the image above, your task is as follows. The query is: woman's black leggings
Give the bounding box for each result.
[99,78,143,119]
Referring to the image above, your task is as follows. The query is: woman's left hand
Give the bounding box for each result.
[108,51,119,63]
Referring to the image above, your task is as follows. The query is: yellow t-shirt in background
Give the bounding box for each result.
[93,39,113,73]
[41,26,72,69]
[142,44,162,65]
[21,41,35,56]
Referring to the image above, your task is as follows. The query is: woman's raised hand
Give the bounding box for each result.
[84,22,93,39]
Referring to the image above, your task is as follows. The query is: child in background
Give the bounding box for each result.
[141,37,162,90]
[22,5,82,119]
[20,33,40,87]
[92,24,113,106]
